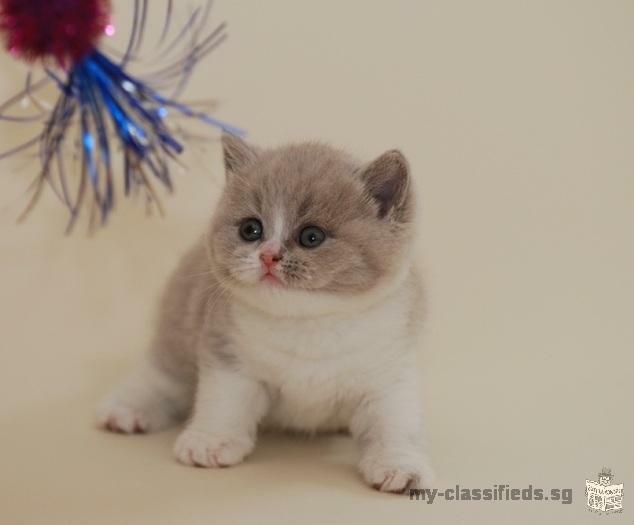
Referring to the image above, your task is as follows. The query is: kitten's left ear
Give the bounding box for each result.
[359,149,411,221]
[221,133,259,175]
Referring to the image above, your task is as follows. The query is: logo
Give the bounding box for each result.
[586,467,624,515]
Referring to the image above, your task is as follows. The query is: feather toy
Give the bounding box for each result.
[0,0,242,231]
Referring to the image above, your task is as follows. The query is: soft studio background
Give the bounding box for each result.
[0,1,632,524]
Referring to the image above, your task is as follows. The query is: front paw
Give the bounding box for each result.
[174,428,254,468]
[359,452,434,494]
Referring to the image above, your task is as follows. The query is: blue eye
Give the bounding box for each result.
[239,218,263,242]
[298,226,326,248]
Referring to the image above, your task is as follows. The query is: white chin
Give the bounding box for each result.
[227,264,410,319]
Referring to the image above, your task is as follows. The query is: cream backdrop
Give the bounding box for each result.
[0,1,632,524]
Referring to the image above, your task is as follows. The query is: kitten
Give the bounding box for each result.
[97,135,433,493]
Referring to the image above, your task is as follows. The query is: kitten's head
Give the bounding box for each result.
[208,135,415,315]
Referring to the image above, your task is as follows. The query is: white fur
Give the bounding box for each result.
[271,208,285,241]
[229,259,412,318]
[96,360,191,433]
[233,274,416,430]
[229,264,432,491]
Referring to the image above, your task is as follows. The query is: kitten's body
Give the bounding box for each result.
[98,137,432,493]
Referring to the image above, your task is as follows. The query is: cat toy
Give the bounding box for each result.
[0,0,242,231]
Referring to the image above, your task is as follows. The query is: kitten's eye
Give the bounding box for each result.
[298,226,326,248]
[239,218,263,242]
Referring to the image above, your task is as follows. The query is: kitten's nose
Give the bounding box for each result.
[260,249,283,267]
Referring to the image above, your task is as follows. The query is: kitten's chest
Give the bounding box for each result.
[227,294,414,431]
[230,295,410,383]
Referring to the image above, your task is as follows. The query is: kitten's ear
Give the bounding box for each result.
[359,149,411,220]
[221,133,259,174]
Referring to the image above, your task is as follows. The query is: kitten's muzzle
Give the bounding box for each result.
[259,248,283,269]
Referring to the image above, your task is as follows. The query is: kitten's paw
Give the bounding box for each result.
[360,454,434,494]
[96,396,176,434]
[174,428,254,468]
[96,400,149,434]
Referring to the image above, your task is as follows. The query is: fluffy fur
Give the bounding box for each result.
[97,135,432,493]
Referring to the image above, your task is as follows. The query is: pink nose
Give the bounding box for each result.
[260,249,282,268]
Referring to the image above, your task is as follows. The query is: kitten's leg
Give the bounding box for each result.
[174,362,269,468]
[96,358,193,434]
[351,371,434,494]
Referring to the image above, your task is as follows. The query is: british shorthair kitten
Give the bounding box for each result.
[97,135,432,493]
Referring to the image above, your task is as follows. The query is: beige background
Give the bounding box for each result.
[0,1,632,524]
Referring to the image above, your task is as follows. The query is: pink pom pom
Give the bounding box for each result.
[0,0,111,65]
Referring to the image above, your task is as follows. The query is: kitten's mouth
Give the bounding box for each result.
[261,271,283,286]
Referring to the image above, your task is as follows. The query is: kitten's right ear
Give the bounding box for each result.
[359,149,411,221]
[221,133,259,175]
